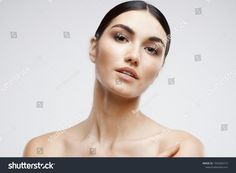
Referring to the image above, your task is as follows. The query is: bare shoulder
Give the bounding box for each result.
[23,121,87,157]
[168,129,204,157]
[136,114,204,157]
[23,131,66,157]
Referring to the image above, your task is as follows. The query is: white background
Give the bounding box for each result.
[0,0,236,156]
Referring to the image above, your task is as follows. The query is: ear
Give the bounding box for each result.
[89,37,97,63]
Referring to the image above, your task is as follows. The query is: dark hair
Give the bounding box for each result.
[95,0,171,60]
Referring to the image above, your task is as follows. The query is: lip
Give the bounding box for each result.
[115,67,139,80]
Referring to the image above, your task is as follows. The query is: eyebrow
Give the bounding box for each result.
[111,24,135,35]
[111,24,166,48]
[149,37,165,48]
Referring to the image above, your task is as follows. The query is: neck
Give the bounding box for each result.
[86,80,142,144]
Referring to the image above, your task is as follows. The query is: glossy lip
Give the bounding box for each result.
[115,67,139,80]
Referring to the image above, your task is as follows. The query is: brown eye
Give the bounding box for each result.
[144,47,158,56]
[114,32,128,43]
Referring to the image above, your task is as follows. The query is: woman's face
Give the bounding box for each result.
[90,10,168,98]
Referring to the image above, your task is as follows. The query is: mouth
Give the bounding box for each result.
[115,67,139,80]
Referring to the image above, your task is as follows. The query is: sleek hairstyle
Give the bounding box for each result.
[95,0,171,61]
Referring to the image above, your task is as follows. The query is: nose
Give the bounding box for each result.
[124,46,140,67]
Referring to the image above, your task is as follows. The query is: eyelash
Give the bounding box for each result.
[144,46,159,56]
[113,32,160,56]
[114,32,128,43]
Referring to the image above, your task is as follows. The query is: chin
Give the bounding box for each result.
[97,75,142,98]
[109,82,141,99]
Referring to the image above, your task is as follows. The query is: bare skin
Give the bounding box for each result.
[23,10,204,157]
[23,114,203,157]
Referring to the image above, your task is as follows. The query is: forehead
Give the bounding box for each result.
[106,10,167,41]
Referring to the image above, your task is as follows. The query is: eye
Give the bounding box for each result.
[144,46,159,56]
[114,32,128,43]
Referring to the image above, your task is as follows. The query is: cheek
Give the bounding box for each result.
[96,39,126,68]
[94,40,122,83]
[141,58,162,83]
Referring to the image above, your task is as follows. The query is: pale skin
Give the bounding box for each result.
[23,10,204,157]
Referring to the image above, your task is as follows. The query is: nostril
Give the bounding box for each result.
[125,58,132,63]
[125,55,140,66]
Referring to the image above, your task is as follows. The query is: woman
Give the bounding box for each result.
[24,1,204,157]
